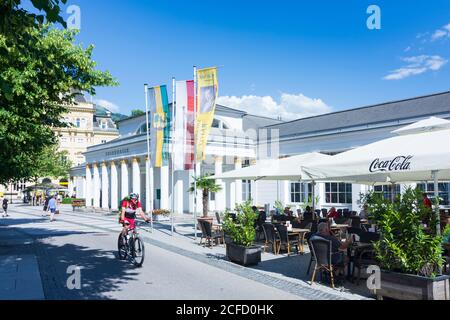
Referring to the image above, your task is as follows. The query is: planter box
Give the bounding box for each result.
[226,243,261,266]
[376,270,450,300]
[153,214,170,222]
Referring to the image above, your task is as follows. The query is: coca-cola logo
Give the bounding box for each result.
[369,156,413,173]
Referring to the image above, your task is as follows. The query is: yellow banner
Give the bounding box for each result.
[196,67,218,161]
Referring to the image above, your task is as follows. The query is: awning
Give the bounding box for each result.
[211,152,331,181]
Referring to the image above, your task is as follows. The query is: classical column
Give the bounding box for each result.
[68,177,74,197]
[174,171,184,214]
[101,162,109,209]
[93,163,100,208]
[121,160,129,198]
[214,156,225,211]
[160,165,169,210]
[85,164,92,206]
[145,156,154,213]
[132,158,141,195]
[110,161,118,210]
[234,157,242,206]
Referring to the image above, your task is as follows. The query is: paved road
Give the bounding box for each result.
[1,204,304,300]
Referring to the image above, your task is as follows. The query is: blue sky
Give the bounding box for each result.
[30,1,450,118]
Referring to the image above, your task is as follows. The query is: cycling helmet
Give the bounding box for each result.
[129,193,139,200]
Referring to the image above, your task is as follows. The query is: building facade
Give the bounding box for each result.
[0,94,119,200]
[70,91,450,213]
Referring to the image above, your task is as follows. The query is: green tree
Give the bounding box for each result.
[131,109,145,117]
[0,24,117,185]
[1,0,67,34]
[33,146,72,180]
[188,175,222,217]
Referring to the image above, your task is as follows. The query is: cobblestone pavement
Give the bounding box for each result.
[0,204,372,300]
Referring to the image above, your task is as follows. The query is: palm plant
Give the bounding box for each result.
[188,174,222,217]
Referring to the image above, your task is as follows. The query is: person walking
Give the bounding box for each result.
[2,197,9,217]
[47,195,57,222]
[42,196,49,217]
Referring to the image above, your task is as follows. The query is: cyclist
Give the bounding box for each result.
[119,193,150,236]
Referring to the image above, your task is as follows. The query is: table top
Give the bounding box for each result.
[330,224,349,229]
[289,228,310,233]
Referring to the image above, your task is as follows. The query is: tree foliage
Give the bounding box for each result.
[363,187,444,277]
[32,145,72,180]
[222,201,258,247]
[131,109,145,117]
[0,3,117,184]
[188,175,222,217]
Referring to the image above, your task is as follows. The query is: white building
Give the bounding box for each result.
[70,91,450,213]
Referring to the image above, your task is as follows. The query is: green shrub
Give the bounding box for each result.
[364,187,444,277]
[222,201,258,247]
[63,198,84,204]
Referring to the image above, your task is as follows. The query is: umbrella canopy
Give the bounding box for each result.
[211,152,331,181]
[392,117,450,135]
[302,117,450,184]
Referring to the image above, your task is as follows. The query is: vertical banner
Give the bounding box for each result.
[174,80,194,170]
[196,67,218,161]
[149,85,170,168]
[185,81,195,170]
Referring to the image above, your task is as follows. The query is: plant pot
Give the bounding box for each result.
[376,270,450,300]
[226,243,261,266]
[153,214,170,222]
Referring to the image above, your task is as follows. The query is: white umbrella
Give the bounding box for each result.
[211,152,330,210]
[302,117,450,234]
[211,152,331,181]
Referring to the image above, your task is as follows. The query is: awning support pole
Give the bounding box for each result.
[432,170,441,236]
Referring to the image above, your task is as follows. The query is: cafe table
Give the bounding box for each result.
[330,224,349,238]
[288,228,310,254]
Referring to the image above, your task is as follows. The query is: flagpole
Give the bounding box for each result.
[193,66,198,240]
[170,77,176,236]
[144,84,154,232]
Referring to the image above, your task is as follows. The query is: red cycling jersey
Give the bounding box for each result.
[122,200,142,219]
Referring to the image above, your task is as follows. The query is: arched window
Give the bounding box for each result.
[42,178,52,184]
[136,122,150,134]
[211,118,230,130]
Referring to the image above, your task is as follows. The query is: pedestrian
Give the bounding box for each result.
[42,196,49,217]
[2,197,9,217]
[47,195,57,222]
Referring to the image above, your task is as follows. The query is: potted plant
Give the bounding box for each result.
[222,201,261,266]
[364,187,449,300]
[188,174,222,226]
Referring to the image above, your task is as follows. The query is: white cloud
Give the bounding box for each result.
[94,99,120,113]
[383,55,447,80]
[431,22,450,41]
[217,93,332,121]
[404,46,411,52]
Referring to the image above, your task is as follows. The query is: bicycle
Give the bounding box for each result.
[117,220,148,267]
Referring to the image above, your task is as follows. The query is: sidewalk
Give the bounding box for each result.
[0,226,45,300]
[7,204,373,300]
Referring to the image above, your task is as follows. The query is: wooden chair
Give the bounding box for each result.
[262,223,280,254]
[275,224,299,256]
[309,236,344,289]
[200,220,224,248]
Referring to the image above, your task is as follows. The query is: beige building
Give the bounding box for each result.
[57,94,119,167]
[0,94,119,201]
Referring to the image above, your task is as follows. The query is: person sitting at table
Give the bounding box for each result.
[312,222,353,269]
[303,206,315,221]
[327,207,339,219]
[359,204,369,220]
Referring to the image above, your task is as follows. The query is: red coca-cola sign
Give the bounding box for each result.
[369,156,413,173]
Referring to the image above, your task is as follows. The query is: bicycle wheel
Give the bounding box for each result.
[131,236,145,267]
[117,233,127,260]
